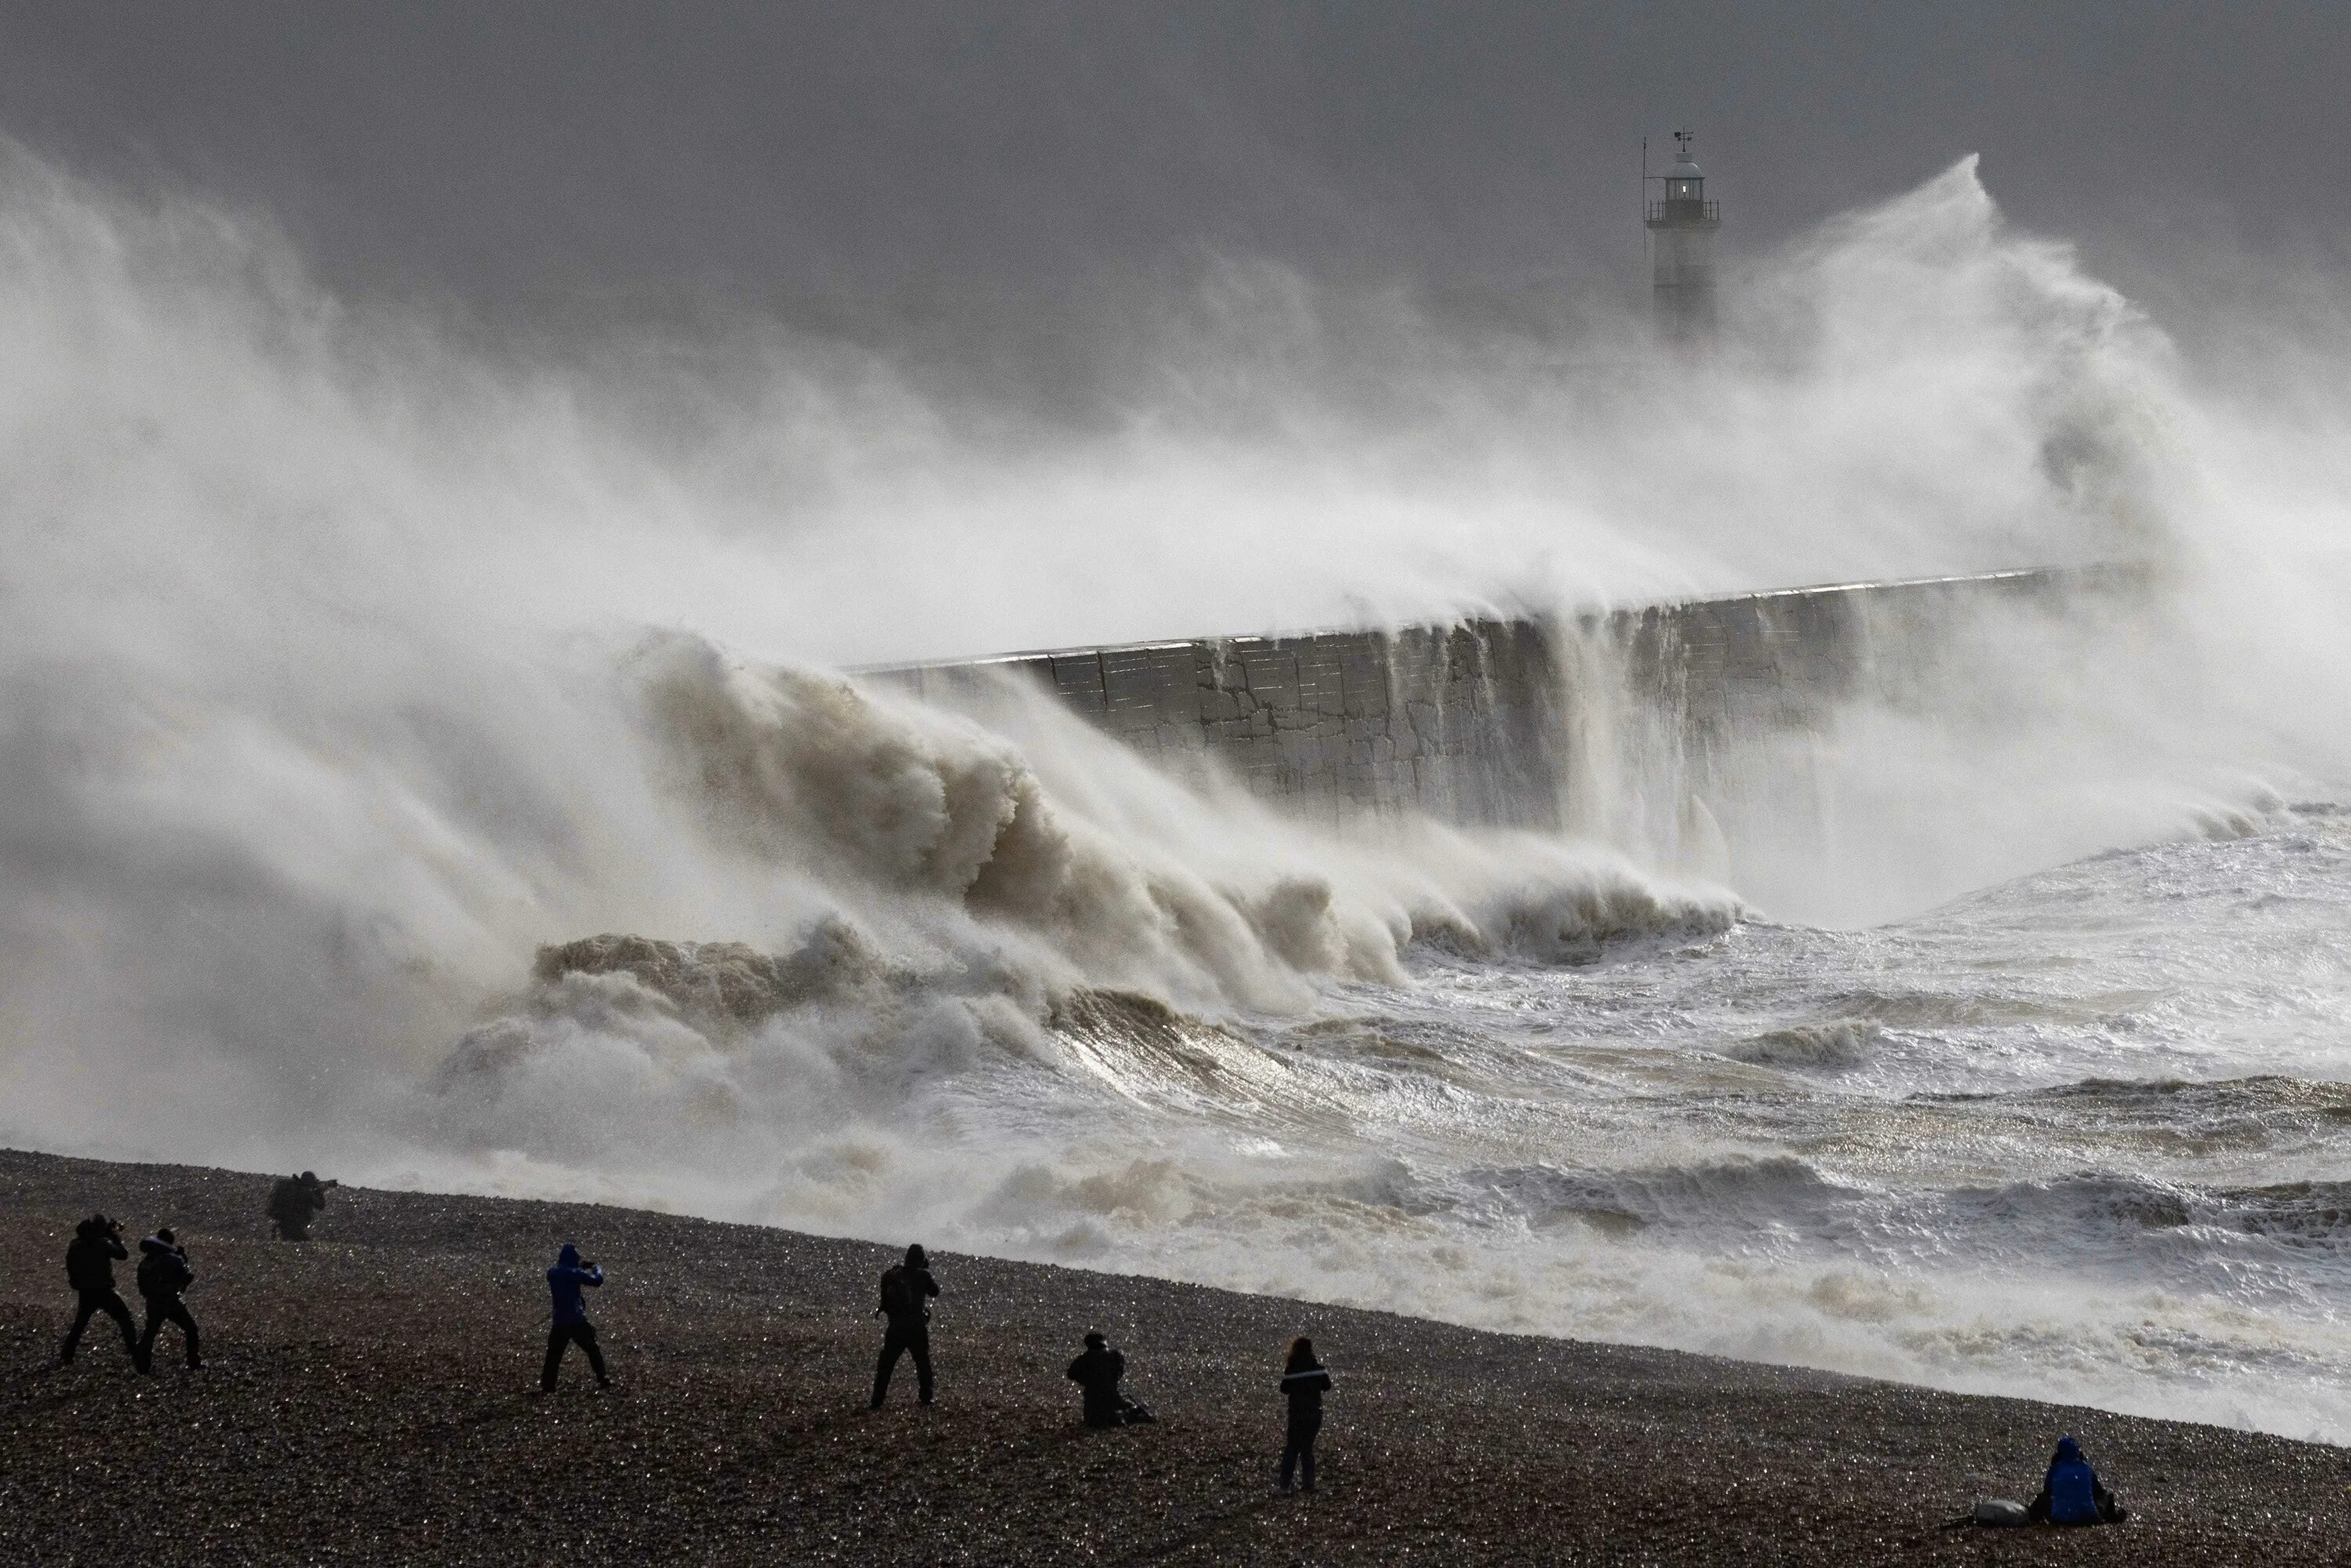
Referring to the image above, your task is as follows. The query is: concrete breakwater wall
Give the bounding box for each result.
[865,568,2106,831]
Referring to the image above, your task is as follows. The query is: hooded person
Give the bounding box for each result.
[1277,1336,1333,1494]
[1067,1332,1129,1428]
[266,1171,336,1240]
[60,1214,138,1365]
[870,1243,940,1408]
[2027,1436,2126,1526]
[541,1244,610,1392]
[134,1227,201,1372]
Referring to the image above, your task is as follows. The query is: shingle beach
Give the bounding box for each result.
[4,1148,2342,1565]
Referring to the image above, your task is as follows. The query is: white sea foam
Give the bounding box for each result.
[2,143,2349,1443]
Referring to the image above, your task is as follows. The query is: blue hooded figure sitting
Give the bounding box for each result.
[2027,1436,2126,1526]
[541,1244,610,1392]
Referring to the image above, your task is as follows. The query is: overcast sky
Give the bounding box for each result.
[5,2,2343,368]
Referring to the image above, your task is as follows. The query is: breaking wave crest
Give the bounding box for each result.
[407,631,1739,1168]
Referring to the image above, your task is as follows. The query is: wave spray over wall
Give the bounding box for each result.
[3,147,2350,1441]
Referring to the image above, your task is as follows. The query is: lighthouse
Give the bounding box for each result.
[1646,131,1720,343]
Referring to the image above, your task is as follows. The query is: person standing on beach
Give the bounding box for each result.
[1277,1336,1332,1494]
[541,1244,611,1392]
[266,1171,337,1240]
[870,1243,940,1408]
[134,1227,202,1371]
[60,1215,138,1366]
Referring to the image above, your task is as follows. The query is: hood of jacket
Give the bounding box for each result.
[557,1244,581,1269]
[2052,1437,2082,1465]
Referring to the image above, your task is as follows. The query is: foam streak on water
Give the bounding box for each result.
[5,144,2351,1446]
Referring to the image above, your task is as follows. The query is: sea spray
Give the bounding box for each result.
[2,139,2349,1444]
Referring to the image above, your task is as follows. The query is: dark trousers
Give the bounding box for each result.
[871,1321,933,1406]
[1280,1410,1321,1491]
[138,1295,201,1369]
[63,1289,137,1360]
[542,1321,608,1390]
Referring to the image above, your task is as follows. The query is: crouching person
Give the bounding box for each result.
[542,1244,610,1392]
[136,1228,202,1372]
[2027,1436,2127,1526]
[1068,1332,1156,1427]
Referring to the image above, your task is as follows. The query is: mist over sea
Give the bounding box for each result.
[4,6,2349,1446]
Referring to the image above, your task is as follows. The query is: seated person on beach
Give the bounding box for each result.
[2026,1437,2126,1526]
[1067,1331,1141,1427]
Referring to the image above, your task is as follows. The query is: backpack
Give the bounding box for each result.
[65,1231,112,1292]
[878,1266,915,1319]
[137,1246,191,1298]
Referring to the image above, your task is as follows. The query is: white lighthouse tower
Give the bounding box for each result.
[1645,131,1720,343]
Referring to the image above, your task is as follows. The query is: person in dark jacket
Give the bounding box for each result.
[1277,1336,1333,1494]
[2025,1436,2126,1525]
[60,1215,139,1366]
[135,1228,202,1372]
[870,1243,940,1408]
[542,1244,610,1391]
[1067,1332,1129,1428]
[266,1171,337,1240]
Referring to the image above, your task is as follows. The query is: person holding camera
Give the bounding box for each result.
[541,1243,610,1392]
[870,1243,940,1408]
[1067,1331,1154,1427]
[60,1214,138,1367]
[266,1170,338,1241]
[135,1226,202,1372]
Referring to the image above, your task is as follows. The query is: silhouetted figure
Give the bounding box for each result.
[541,1244,610,1391]
[135,1228,201,1371]
[266,1171,337,1240]
[60,1214,138,1366]
[1277,1336,1332,1494]
[870,1243,940,1408]
[1067,1331,1129,1427]
[2026,1436,2127,1526]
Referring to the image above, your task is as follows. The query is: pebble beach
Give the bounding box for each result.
[4,1147,2344,1565]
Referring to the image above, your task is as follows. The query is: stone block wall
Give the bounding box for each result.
[866,567,2112,831]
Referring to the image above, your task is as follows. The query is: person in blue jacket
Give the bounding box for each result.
[2026,1436,2126,1525]
[541,1244,611,1392]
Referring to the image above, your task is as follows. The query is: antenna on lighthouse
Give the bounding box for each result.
[1643,130,1721,346]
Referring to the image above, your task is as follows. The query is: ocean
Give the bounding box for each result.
[3,143,2347,1448]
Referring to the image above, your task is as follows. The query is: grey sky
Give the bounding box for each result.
[5,2,2342,364]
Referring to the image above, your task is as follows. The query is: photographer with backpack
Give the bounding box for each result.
[869,1244,940,1408]
[135,1227,201,1372]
